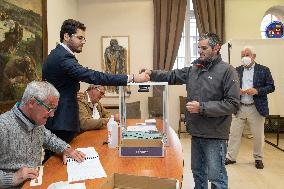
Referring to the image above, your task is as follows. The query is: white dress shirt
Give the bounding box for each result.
[86,93,100,119]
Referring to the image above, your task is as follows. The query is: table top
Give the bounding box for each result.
[23,120,184,188]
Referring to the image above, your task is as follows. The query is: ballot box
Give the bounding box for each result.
[118,82,169,157]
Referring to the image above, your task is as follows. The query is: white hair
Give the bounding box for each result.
[242,46,256,54]
[21,81,59,104]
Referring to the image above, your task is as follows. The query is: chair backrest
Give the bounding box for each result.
[126,101,141,119]
[179,96,186,116]
[265,115,280,132]
[0,100,17,114]
[148,96,163,118]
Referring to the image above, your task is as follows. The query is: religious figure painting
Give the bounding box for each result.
[101,36,130,96]
[0,0,47,103]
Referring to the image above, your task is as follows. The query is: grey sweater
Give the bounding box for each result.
[0,104,70,188]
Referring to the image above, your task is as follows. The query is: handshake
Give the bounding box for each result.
[129,68,152,83]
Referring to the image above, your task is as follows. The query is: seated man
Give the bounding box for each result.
[0,81,85,189]
[78,85,113,131]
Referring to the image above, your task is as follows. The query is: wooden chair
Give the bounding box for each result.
[178,96,187,138]
[126,101,141,119]
[264,115,284,151]
[148,96,163,118]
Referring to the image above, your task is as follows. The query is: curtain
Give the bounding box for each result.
[153,0,187,70]
[192,0,225,42]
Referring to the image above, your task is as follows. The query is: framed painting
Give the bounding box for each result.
[101,36,130,96]
[0,0,47,111]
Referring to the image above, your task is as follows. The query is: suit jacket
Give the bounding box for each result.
[78,94,110,131]
[236,63,275,117]
[42,44,127,132]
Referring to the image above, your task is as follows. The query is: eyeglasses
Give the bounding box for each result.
[34,97,57,113]
[95,87,105,96]
[71,34,86,42]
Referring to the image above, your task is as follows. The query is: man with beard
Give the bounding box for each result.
[141,33,240,189]
[42,19,149,163]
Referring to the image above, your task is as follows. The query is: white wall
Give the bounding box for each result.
[224,0,284,116]
[225,39,284,116]
[47,0,78,53]
[225,0,284,41]
[77,0,187,131]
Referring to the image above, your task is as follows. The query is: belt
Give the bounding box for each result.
[241,102,255,106]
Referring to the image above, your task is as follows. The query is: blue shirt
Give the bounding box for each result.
[241,64,254,104]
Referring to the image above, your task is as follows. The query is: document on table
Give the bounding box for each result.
[47,181,86,189]
[66,147,106,182]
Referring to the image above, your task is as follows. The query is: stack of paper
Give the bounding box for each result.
[127,125,158,132]
[66,147,106,182]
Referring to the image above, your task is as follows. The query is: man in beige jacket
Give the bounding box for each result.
[78,85,111,131]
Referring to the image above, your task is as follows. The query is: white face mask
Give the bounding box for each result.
[241,56,252,66]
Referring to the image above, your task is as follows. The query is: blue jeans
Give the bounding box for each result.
[191,136,228,189]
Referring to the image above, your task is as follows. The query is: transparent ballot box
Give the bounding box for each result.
[118,82,169,157]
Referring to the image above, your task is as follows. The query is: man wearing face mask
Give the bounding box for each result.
[225,46,275,169]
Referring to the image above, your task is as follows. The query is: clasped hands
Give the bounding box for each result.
[240,88,258,95]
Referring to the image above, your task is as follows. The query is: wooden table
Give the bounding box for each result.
[22,120,184,188]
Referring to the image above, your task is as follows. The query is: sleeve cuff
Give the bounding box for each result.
[199,102,205,115]
[63,144,71,152]
[1,172,15,187]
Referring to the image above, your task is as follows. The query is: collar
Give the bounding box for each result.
[60,42,75,55]
[12,103,38,132]
[193,54,222,70]
[85,92,96,108]
[243,62,255,70]
[86,92,91,103]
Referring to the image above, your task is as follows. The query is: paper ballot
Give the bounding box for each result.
[47,181,86,189]
[30,166,44,186]
[127,125,158,132]
[66,147,106,182]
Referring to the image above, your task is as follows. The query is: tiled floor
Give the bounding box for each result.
[180,134,284,189]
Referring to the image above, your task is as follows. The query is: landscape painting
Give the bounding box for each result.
[0,0,47,103]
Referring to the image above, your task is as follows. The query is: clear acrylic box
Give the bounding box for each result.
[118,82,169,157]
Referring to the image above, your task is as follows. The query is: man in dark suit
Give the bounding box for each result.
[225,46,275,169]
[42,19,149,163]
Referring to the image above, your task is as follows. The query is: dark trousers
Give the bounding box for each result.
[42,129,76,164]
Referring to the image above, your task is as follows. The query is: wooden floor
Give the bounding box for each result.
[180,133,284,189]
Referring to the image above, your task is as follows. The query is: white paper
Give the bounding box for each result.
[127,125,158,132]
[145,119,156,124]
[47,181,86,189]
[30,166,44,186]
[66,147,106,182]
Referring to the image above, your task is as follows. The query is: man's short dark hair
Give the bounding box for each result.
[199,32,222,49]
[60,19,86,42]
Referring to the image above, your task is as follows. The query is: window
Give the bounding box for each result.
[173,0,199,69]
[260,6,284,39]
